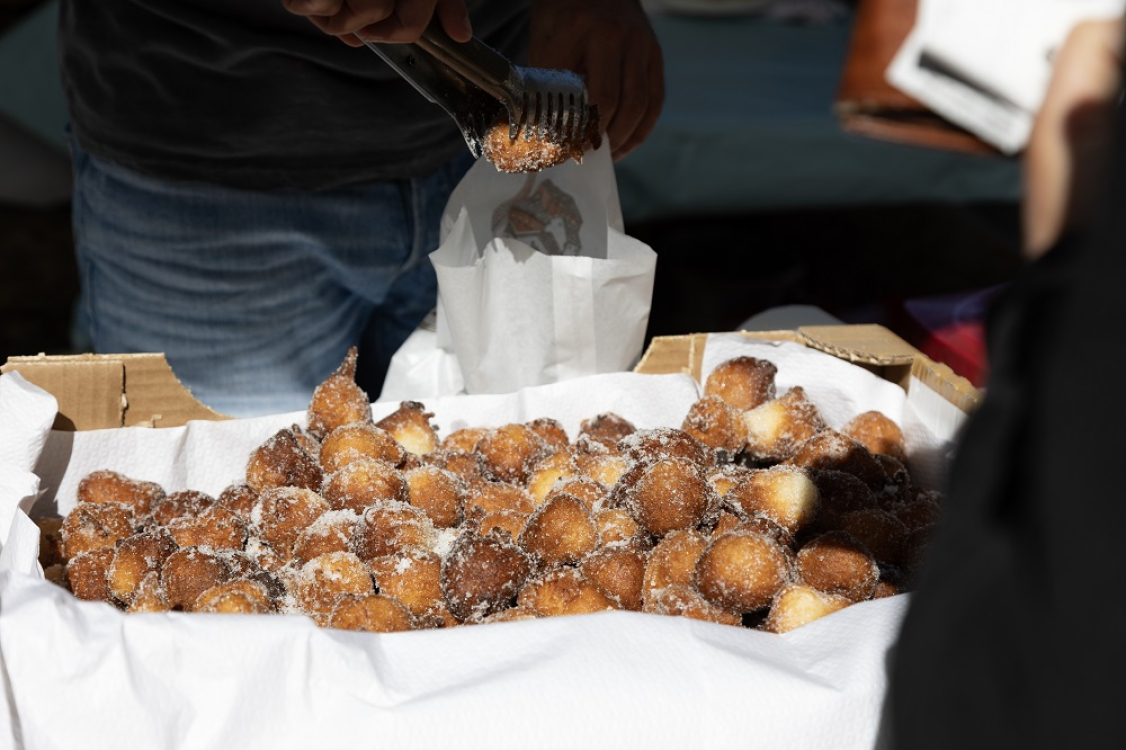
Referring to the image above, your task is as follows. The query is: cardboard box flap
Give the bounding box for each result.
[0,357,125,431]
[635,326,981,414]
[632,334,707,378]
[634,326,917,382]
[795,324,920,365]
[910,356,982,413]
[1,353,229,430]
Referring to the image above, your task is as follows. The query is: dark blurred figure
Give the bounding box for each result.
[888,19,1126,749]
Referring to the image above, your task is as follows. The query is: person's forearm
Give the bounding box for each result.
[1023,19,1123,259]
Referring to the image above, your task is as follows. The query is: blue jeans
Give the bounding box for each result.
[71,140,474,417]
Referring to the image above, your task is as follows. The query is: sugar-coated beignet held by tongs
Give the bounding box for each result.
[363,22,598,173]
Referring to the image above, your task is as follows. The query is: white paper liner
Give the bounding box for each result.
[0,335,964,749]
[0,567,907,749]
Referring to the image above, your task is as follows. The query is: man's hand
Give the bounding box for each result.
[1023,19,1123,260]
[282,0,472,46]
[529,0,664,161]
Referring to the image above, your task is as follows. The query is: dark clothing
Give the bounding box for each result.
[887,105,1126,745]
[58,0,530,190]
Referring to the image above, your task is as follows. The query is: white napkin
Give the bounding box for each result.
[0,568,907,750]
[0,372,58,750]
[0,372,56,556]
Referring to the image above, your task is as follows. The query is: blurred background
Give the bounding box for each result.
[1,0,75,367]
[0,0,1025,388]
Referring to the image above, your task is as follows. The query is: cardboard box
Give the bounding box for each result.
[0,325,975,750]
[1,324,980,433]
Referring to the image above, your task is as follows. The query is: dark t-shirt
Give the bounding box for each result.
[59,0,530,190]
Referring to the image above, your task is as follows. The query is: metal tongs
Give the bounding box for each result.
[363,24,594,158]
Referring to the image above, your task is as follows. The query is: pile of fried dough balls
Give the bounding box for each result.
[39,349,942,635]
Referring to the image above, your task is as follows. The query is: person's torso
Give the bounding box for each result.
[60,0,530,189]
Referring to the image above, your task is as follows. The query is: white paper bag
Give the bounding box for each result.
[430,145,657,395]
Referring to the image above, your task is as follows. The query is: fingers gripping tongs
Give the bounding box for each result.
[362,25,594,157]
